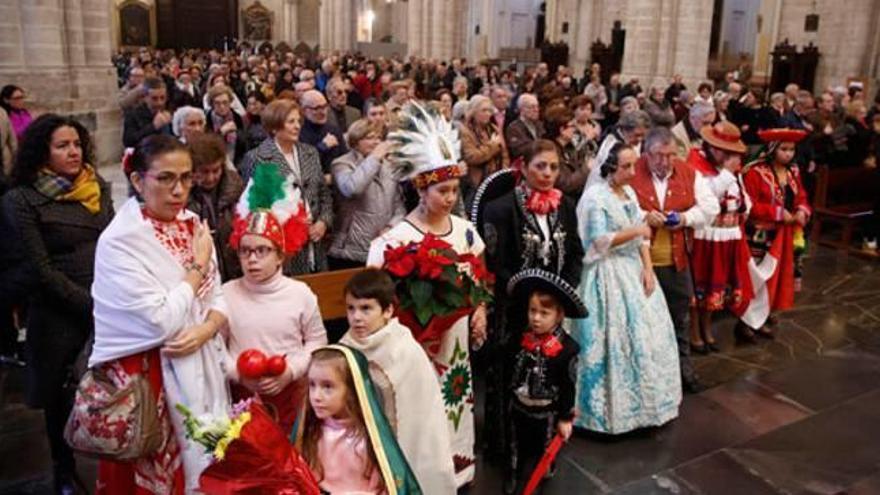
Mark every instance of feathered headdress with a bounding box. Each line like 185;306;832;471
229;163;310;256
387;101;465;189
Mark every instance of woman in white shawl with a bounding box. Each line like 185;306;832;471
89;135;232;494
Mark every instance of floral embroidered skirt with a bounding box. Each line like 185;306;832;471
421;315;475;487
692;227;754;315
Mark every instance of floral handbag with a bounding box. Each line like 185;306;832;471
63;354;163;460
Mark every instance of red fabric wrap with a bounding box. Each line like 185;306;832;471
198;403;320;495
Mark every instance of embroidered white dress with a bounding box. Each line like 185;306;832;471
366;215;484;487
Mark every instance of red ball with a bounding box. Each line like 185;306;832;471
237;349;268;379
265;355;287;377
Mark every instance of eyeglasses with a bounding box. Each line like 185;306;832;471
305;104;327;111
237;245;276;259
143;171;194;189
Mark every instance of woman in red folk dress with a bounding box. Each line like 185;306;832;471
688;122;755;352
738;128;811;340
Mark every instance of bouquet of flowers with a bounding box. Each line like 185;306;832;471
382;233;494;345
176;399;320;495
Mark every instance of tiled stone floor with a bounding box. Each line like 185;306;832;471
1;167;878;494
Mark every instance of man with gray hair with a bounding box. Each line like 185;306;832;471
594;109;651;169
325;77;361;132
505;93;545;160
299;89;348;173
671;101;716;158
630;126;718;394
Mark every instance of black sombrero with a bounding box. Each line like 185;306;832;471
507;268;588;319
469;168;519;233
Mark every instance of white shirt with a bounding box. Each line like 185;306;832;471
276;139;302;185
650;169;718;228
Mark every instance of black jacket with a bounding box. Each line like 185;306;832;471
206;109;248;166
507;329;580;420
123;103;172;148
3;178;114;406
298;119;348;173
482;190;583;294
187;169;244;282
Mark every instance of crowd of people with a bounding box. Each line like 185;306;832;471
0;44;878;494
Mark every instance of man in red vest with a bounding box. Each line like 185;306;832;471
630;127;719;393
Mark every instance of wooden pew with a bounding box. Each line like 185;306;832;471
294;267;364;320
810;164;879;254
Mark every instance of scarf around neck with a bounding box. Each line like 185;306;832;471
34;164;101;214
521;184;562;215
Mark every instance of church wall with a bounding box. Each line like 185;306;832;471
776;0;877;92
2;0;121;166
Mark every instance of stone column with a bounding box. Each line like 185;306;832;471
0;2;25;68
20;0;66;67
406;0;422;56
621;0;712;88
0;0;121;164
284;0;299;43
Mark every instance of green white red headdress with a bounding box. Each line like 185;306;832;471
229;163;309;256
387;101;465;189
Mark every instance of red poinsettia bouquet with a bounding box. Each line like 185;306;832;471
382;234;493;344
177;399;320;495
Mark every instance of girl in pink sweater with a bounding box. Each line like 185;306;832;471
223;164;328;432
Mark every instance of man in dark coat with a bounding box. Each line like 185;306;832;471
298;89;348;174
505;94;545;160
122;76;173;147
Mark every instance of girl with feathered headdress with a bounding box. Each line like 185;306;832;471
365;101;487;487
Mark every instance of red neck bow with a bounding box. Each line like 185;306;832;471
521;330;564;358
525;187;562;215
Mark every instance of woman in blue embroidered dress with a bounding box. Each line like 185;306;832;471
573;142;682;434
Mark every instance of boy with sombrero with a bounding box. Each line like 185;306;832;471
503;268;587;494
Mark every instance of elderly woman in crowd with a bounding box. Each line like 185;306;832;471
90;135;231;493
4;114;114;494
595;109;651;168
171;105;206;144
239;98;333;274
202;73;246;116
186;132;244;281
328;118;404;269
205;84;247;166
460;94;509;206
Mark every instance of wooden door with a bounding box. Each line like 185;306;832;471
156;0;238;49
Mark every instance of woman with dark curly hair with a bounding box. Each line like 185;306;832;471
3;114;114;494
